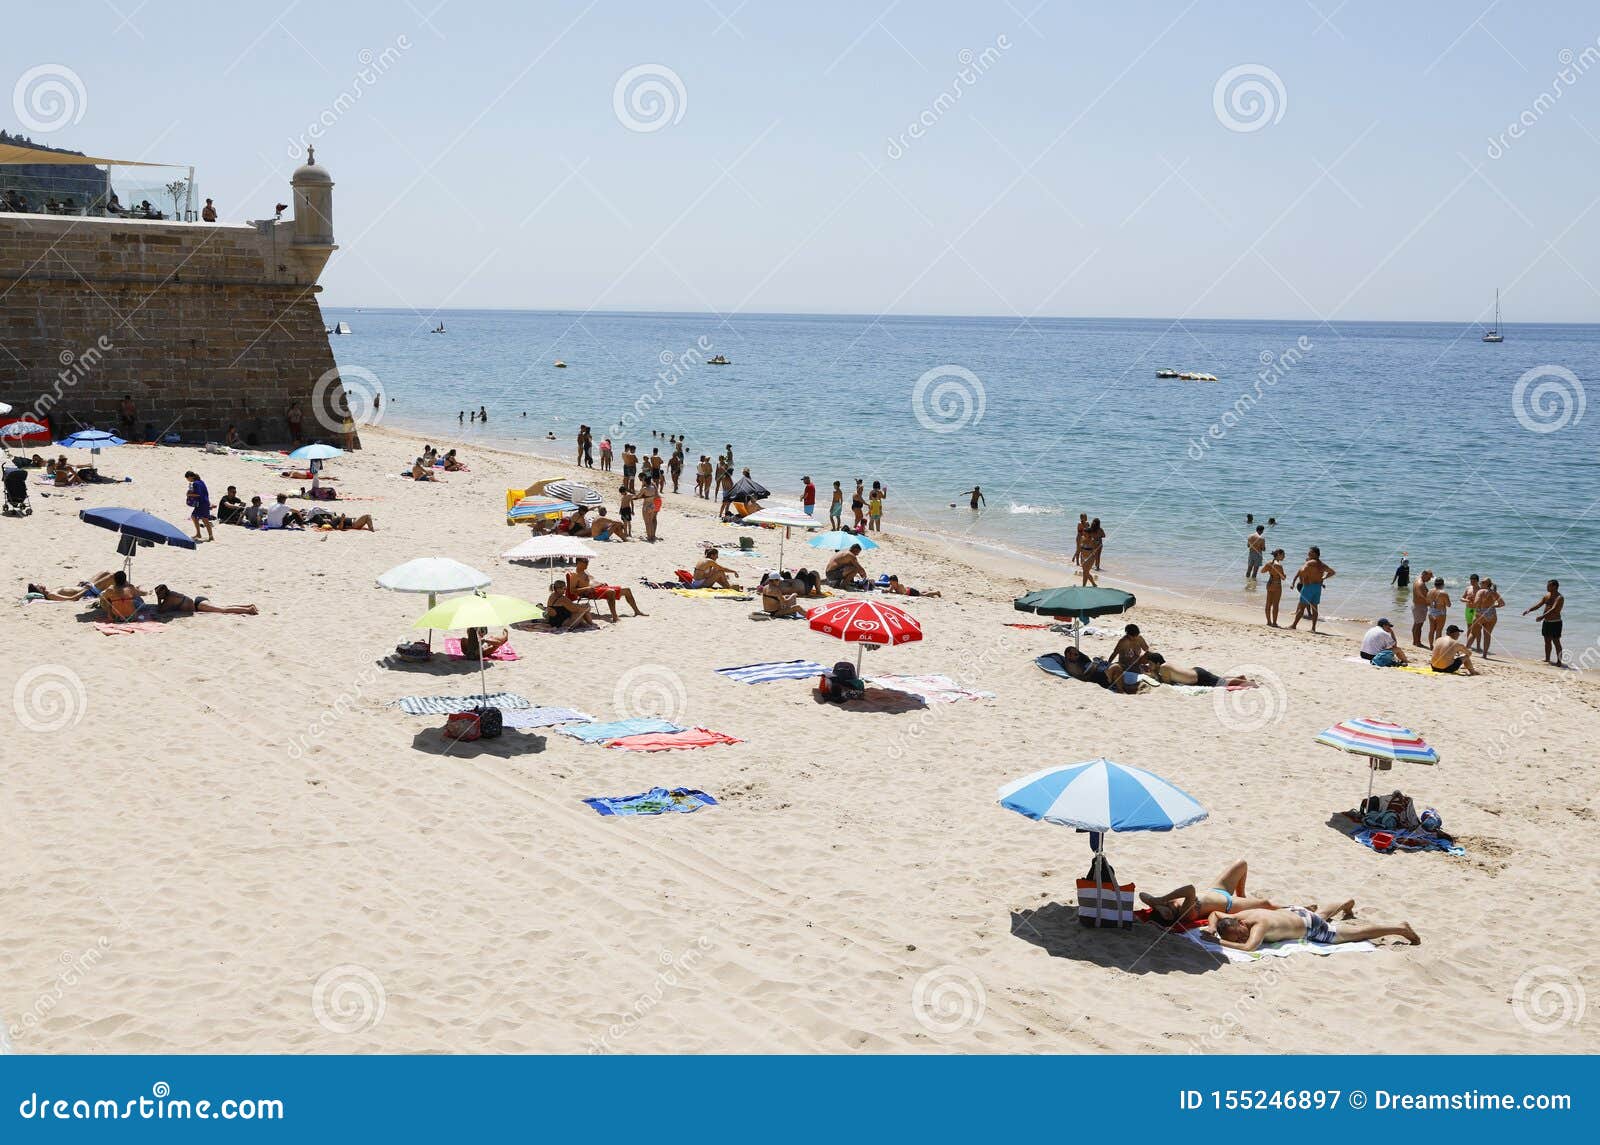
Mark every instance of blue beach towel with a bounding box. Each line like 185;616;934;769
1353;826;1466;857
500;706;594;729
1034;653;1072;679
560;717;684;744
583;787;719;817
715;659;826;685
389;692;531;716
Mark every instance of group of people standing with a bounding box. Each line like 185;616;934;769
1074;515;1106;586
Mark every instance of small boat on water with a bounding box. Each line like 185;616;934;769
1482;288;1504;342
707;355;730;365
328;321;352;335
1156;368;1179;378
553;360;567;368
431;323;446;334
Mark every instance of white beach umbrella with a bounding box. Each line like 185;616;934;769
743;505;823;571
502;534;596;562
377;557;493;651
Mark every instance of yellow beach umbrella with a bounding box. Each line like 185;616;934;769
413;592;543;701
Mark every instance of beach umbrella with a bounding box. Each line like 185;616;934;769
807;530;879;552
509;496;578;522
0;418;51;446
377;556;492;651
743;505;823;570
1314;717;1439;798
0;401;11;414
501;534;595;562
1014;586;1136;648
523;477;569;497
56;428;126;458
413;591;543;702
80;506;197;572
724;475;770;503
998;759;1208;889
540;479;602;508
807;597;922;672
289;443;345;462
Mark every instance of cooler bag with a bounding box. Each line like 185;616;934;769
1076;854;1135;929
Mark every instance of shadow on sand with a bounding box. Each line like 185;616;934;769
1009;902;1224;975
409;728;547;758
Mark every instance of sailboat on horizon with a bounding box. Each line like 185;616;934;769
1482;289;1505;343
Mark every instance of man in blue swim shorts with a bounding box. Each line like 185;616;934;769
1288;545;1335;634
1206;903;1419;951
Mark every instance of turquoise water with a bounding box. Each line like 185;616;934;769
327;307;1599;660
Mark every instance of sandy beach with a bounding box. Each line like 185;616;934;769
3;424;1595;1054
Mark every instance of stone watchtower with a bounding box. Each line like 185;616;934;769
0;147;350;447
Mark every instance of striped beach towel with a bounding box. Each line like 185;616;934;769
389;692;532;716
500;706;594;729
715;659;826;685
559;718;684;744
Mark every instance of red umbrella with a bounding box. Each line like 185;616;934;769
806;598;922;672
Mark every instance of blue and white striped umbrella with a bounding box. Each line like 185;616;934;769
508;499;578;520
997;759;1208;834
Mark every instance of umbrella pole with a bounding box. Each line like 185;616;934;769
856;643;863;674
427;592;436;651
1075;613;1084;650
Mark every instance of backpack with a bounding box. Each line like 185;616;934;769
472;705;504;739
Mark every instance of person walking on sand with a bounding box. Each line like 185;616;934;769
1426;577;1451;645
600;437;613;472
1088;518;1106;570
1288;546;1334;632
1410;568;1434;648
184;470;215;543
1262;548;1286;626
1245;524;1266;583
1523;579;1565;665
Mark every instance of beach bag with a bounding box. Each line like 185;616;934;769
472;705;503;739
674;569;694;583
1076;854;1135;929
817;662;865;703
739;535;755;551
443;712;481;741
1371;648;1399;667
394;641;432;663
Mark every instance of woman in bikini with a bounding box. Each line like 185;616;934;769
1262;548;1286;627
1139;861;1279;928
1468;577;1503;657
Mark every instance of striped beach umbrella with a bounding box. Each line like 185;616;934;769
540;479;602;507
1315;717;1438;798
998;759;1208;834
509;497;578;521
807;597;921;672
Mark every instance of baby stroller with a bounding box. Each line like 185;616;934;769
2;465;29;516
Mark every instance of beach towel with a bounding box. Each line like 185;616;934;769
1178;926;1376;964
582;787;719;817
1342;655;1444;678
500;706;594;729
1346;822;1466;856
1162;682;1252;695
606;728;743;752
747;610;806;621
94;620;165;635
715;659;826;685
638;578;680;589
389;692;531;716
441;637;520;662
559;717;684;744
1035;653;1073;679
669;587;754;600
1005;622;1055;630
867;673;994;703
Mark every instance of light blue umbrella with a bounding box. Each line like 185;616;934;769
807;530;879;552
289;443;345;461
57;429;126;453
508;499;578;521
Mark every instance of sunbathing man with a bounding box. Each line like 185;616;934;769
885;574;941;598
1140;860;1277;928
1140;652;1256;688
824;544;868;589
1059;647;1111;688
29;570;120;601
584;509;616;540
544;580;594;631
1429;624;1479;675
410;457;438;482
565;557;646;621
692;548;741;590
151;584;259;616
1204;903;1418;951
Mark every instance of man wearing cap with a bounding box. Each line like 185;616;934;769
1430;624;1479;675
1359;618;1408;665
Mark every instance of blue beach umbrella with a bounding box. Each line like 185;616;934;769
288;443;345;462
508;499;578;521
57;428;126;455
80;506;197;571
998;758;1207;878
807;530;879;552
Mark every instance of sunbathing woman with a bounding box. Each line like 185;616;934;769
885;574;942;598
151;585;259;616
692;549;741;590
760;578;804;618
1140;861;1278;928
544;581;594;631
29;570;119;600
460;626;509;660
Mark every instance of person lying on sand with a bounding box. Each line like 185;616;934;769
29;570;119;600
151;585;259;616
1059;647;1112;688
544;581;594;631
308;509;376;531
460;626;508;660
692;549;741;590
824;545;868;589
1140;653;1257;688
565;557;646;621
1203;903;1419;950
1140;860;1277;927
885;574;941;598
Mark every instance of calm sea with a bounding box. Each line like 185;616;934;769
327;307;1599;661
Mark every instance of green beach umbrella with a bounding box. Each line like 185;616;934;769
413;591;542;702
1013;587;1136;648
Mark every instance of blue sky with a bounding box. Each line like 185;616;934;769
6;1;1600;321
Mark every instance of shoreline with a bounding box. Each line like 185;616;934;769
367;422;1590;682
